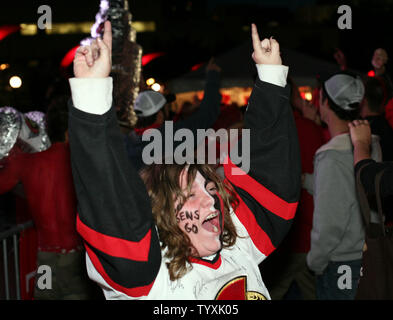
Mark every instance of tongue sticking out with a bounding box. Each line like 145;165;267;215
202;216;221;233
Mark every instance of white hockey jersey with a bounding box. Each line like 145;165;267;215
86;212;270;300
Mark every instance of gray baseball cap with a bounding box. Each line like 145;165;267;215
134;91;167;117
324;73;365;111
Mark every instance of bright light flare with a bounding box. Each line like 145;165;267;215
304;92;313;101
151;83;161;92
146;78;155;86
142;52;165;66
368;70;376;77
9;76;22;88
60;45;80;68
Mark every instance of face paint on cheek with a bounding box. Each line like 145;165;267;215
213;192;225;233
177;211;187;222
184;223;198;234
178;208;200;234
185;210;199;221
175;202;183;223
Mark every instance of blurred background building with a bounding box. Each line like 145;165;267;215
0;0;392;112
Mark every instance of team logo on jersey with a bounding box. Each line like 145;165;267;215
215;276;267;300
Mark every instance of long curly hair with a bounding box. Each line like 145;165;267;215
140;163;239;281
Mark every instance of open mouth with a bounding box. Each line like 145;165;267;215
202;211;221;233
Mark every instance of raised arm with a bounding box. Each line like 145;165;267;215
224;24;301;258
349;119;393;197
151;58;222;157
171;59;222;134
69;21;161;298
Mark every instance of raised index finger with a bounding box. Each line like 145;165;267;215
251;23;263;56
103;20;112;51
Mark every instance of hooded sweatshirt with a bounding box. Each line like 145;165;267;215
306;133;381;274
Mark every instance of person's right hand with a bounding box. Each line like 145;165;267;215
73;20;112;78
348;119;371;147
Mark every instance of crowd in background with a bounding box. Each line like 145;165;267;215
0;40;392;300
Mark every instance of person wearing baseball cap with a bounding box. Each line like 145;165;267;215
132;90;169;134
320;72;365;122
306;72;383;300
134;91;167;117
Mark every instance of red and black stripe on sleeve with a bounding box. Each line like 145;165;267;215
224;78;301;256
81;221;161;297
68;103;161;296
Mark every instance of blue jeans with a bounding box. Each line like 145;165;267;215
316;260;362;300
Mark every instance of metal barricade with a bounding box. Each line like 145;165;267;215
0;220;34;300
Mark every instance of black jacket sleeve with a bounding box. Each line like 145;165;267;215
68;103;161;296
224;77;301;257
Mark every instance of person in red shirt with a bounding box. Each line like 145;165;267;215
385;98;393;129
0;96;99;299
